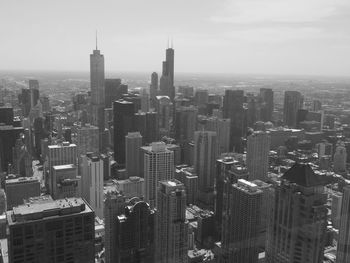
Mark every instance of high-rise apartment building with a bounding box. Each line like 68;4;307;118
336;185;350;262
7;197;95;263
80;153;104;218
265;163;328;263
246;131;271;181
125;132;143;177
142;142;174;208
221;179;263;263
156;180;188;263
113;100;135;164
116;199;156;263
283;91;303;128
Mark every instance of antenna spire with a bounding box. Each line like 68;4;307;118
171;37;173;49
95;30;98;50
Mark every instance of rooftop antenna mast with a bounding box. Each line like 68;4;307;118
95;30;98;50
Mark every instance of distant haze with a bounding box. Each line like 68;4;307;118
1;0;350;76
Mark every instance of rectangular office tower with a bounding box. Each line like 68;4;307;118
336;185;350;262
260;88;274;122
156;180;188;263
283;91;303;128
265;163;328;263
194;131;218;205
47;142;77;195
80;153;104;219
223;89;245;152
221;179;262;263
7;197;95;263
116;200;156;263
125;132;143;177
246;131;271;181
142;142;174;208
113;100;135;165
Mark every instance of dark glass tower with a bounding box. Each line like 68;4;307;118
223;90;245;152
113;100;135;164
116;200;156;263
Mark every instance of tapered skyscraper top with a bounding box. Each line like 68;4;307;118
90;35;105;106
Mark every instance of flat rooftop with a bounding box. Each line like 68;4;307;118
53;164;76;170
5;177;40;185
7;197;92;225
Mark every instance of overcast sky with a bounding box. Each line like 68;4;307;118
1;0;350;76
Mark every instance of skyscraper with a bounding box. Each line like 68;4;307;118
283;91;303;128
145;111;159;144
76;123;99;156
260;88;274;122
265;163;328;263
125;132;143;177
156;180;188;263
7;197;95;263
202;116;231;154
150;72;158;108
246;131;271;181
221;179;263;263
51;164;79;200
194;131;218;204
104;190;126;263
47;142;77;195
223;89;245;152
116;199;156;263
215;156;236;239
113;100;135;164
80;153;104;218
336;185;350;263
334;144;347;173
104;78;127;108
90;40;105;131
29;79;40;108
159;46;175;101
175;106;198;143
142;142;174;208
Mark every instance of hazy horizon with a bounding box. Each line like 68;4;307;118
1;0;350;77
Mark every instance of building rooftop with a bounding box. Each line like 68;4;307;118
53;164;76;170
282;162;329;187
48;142;76;149
5;177;40;185
7;197;92;225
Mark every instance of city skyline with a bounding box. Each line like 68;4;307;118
1;0;350;76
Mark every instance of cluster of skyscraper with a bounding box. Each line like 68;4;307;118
0;37;349;263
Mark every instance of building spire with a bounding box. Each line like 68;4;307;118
95;30;98;50
167;37;169;49
171;37;174;49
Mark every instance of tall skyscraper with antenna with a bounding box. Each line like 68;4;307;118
90;32;105;132
159;40;175;101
